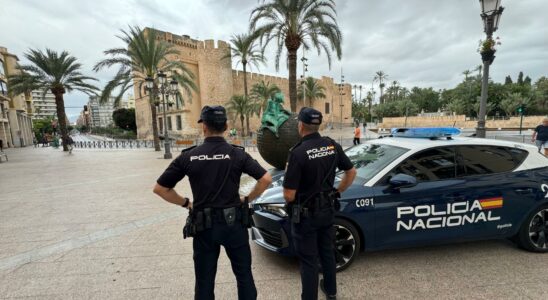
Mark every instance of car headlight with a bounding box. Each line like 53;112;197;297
261;204;288;217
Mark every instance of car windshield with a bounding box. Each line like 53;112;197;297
342;143;408;183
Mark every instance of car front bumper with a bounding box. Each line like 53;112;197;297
251;208;294;256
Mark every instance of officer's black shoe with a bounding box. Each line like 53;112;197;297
320;278;337;300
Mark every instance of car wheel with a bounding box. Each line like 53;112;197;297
518;204;548;252
334;218;361;272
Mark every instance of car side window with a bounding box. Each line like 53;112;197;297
385;147;457;183
456;145;528;176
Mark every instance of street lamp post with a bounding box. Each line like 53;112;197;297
338;75;345;130
301;56;308;106
145;71;179;159
476;0;504;138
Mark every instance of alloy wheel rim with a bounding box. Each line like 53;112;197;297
528;208;548;249
334;224;356;269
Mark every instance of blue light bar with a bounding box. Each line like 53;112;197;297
390;127;461;138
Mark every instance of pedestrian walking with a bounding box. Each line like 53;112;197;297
0;139;3;152
66;135;75;154
532;117;548;156
153;105;272;300
353;123;361;145
283;107;357;300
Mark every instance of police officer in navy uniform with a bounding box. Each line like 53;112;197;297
283;107;356;300
154;105;272;300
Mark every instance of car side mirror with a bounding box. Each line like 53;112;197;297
389;173;417;189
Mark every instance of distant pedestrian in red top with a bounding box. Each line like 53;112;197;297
353;124;361;145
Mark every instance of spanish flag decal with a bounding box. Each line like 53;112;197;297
479;197;503;209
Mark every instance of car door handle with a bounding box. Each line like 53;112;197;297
515;188;533;194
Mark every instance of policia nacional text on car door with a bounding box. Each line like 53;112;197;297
372;145;530;248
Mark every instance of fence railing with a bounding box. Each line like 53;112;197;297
73;138;260;151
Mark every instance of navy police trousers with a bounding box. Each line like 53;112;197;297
193;222;257;300
292;208;336;300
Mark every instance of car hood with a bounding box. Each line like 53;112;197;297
254;186;285;204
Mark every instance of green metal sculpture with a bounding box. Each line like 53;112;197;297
260;92;291;137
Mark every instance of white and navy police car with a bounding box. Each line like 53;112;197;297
251;128;548;271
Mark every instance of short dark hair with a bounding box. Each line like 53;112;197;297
302;123;320;132
204;121;227;134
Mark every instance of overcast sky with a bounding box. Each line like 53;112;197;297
1;0;547;122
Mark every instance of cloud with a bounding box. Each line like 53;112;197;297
0;0;546;121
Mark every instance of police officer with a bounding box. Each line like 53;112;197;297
153;105;272;300
283;107;356;300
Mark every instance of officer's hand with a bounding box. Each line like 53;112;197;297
187;201;193;210
240;196;245;203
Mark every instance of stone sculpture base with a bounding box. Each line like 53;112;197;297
257;113;300;170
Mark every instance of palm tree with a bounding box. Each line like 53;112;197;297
251;80;281;116
250;0;342;112
224;33;266;102
8;49;98;151
226;95;257;136
298;77;326;106
462;69;472;81
94;26;197;151
374;71;388;104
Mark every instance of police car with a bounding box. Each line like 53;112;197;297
251;128;548;271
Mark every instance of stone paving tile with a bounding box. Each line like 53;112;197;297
1;148;547;299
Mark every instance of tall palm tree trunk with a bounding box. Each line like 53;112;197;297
52;86;69;151
240;115;245;136
243;62;249;101
287;49;298;112
150;101;161;151
246;115;251;137
380;84;384;105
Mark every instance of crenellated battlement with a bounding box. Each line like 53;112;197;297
135;28;353;140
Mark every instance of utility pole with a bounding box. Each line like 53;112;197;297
338;68;345;130
300;50;308;107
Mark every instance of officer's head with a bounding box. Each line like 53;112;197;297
297;107;322;137
198;105;228;135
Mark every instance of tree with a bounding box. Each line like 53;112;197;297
8;49;98;151
408;87;441;113
533;77;548;110
500;92;532;116
365;90;374;118
226;95;257;136
524;76;532;86
94;26;198;151
250;0;342;112
462;69;472;81
251;80;281;116
446;98;467;115
517;71;524;85
298;77;326;106
112;108;136;131
224;33;266;102
504;75;513;85
374;71;388;104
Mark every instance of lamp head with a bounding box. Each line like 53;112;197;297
145;76;154;90
158;71;167;85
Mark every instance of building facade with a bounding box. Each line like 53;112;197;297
31;90;56;119
0;46;34;148
120;95;135;109
134;29;352;139
88;96;116;128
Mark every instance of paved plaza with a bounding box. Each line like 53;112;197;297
0;146;547;299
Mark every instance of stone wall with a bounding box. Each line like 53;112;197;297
379;115;547;130
135;29;353;139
